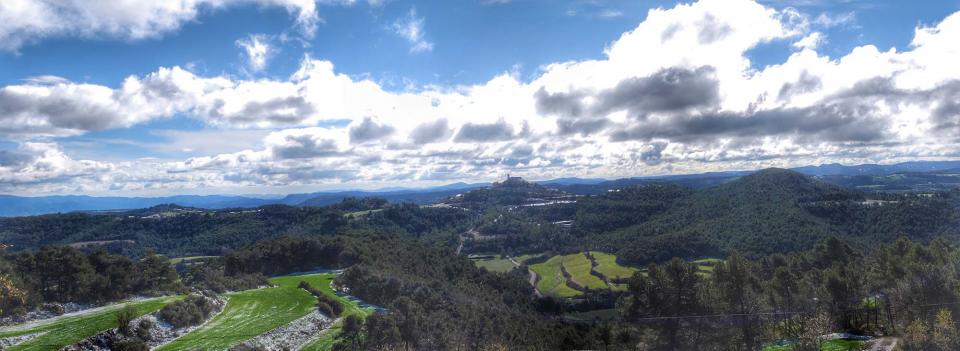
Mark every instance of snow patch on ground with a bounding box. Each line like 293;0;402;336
0;302;95;327
0;302;128;334
0;332;43;348
239;310;333;350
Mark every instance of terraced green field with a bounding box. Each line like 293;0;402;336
692;258;724;277
563;253;608;290
529;256;581;298
0;296;181;351
158;273;331;351
591;252;639;280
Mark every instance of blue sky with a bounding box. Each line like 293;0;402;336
1;0;959;195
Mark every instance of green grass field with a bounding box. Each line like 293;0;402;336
158;273;332;351
563;253;608;290
529;256;582;298
0;296;181;351
692;258;723;277
472;256;518;273
298;274;376;351
591;252;639;280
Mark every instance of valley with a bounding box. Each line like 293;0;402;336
0;168;957;350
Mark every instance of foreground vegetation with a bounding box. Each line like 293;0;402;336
0;296;180;351
158;273;331;351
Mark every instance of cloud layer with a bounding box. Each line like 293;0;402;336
0;0;355;52
2;0;960;194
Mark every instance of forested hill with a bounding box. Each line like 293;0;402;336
589;169;960;263
1;168;957;268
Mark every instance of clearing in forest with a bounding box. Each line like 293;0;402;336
0;296;181;351
529;256;581;298
563;253;608;290
590;252;639;280
692;258;724;277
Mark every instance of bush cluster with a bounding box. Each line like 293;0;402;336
298;281;343;317
158;294;219;328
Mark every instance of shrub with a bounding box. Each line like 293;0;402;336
159;295;218;328
135;318;154;341
299;281;343;317
109;337;149;351
41;303;65;315
116;305;138;335
317;302;336;318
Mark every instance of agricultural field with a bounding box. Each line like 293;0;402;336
0;296;181;351
590;252;639;280
526;252;719;297
563;253;608;290
0;271;374;351
692;258;724;277
529;256;582;298
159;272;337;351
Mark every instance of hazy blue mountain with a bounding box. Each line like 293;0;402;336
791;160;960;176
3;160;960;217
0;195;272;217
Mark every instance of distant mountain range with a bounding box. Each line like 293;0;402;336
1;160;959;217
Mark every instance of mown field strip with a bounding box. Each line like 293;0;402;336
157;273;330;351
591;252;639;280
529;256;581;298
0;296;181;351
563;253;608;289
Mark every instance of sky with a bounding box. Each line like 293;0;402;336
0;0;959;196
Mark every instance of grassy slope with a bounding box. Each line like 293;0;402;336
0;296;181;351
693;258;723;277
563;253;608;290
529;256;581;298
473;256;518;273
298;275;376;351
591;252;638;280
158;273;330;351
